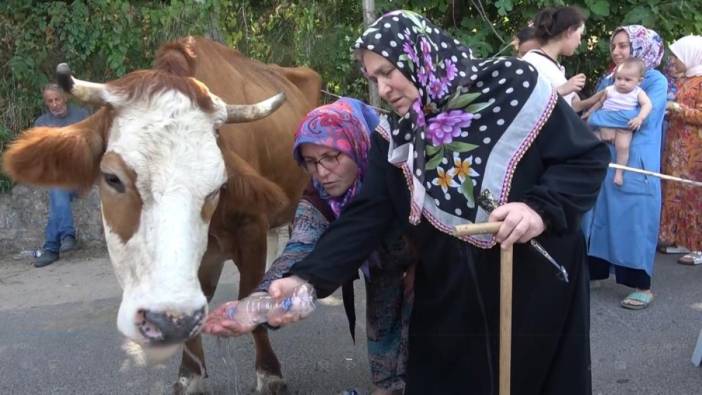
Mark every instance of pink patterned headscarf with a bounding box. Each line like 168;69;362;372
293;97;378;217
613;25;664;69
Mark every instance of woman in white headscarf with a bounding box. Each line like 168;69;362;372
660;35;702;265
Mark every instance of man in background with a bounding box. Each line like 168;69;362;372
33;83;89;268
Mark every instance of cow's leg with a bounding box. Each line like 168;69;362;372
174;239;225;395
232;217;287;395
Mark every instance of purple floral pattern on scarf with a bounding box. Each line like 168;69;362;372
401;29;460;104
359;11;490;209
427;110;474;145
354;10;543;228
293;98;378;217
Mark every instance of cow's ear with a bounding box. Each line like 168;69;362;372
2;107;112;189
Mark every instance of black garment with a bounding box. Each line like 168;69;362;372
302;182;416;342
354;11;550;230
290;100;609;394
589;256;651;289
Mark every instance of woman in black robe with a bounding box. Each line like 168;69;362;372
268;10;609;394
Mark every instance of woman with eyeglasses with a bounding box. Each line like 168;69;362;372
203;97;414;395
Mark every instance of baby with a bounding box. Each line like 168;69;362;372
582;58;652;186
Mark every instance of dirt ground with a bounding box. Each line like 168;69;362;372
3;246;702;394
0;247;121;312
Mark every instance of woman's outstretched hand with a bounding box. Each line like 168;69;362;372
488;202;545;250
201;295;263;337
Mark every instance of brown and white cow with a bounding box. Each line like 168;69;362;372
3;37;321;394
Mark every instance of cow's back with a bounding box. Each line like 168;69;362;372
183;37;321;226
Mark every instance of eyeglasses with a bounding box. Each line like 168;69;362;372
301;152;343;175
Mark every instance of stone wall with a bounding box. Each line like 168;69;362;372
0;185;105;256
0;184;289;262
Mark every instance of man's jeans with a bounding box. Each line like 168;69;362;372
43;188;76;253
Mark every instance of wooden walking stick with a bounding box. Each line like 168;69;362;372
454;221;512;395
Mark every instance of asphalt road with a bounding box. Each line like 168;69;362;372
1;248;701;394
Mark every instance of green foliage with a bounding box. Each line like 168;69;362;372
0;0;221;192
219;0;369;100
375;0;702;94
2;0;701;194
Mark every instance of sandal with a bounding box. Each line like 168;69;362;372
621;291;653;310
657;241;673;253
678;251;702;265
657;243;691;254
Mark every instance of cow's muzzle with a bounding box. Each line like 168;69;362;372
136;306;206;345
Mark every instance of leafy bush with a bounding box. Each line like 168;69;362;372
0;0;222;191
2;0;700;193
375;0;702;94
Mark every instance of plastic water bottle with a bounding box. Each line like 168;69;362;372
224;284;316;327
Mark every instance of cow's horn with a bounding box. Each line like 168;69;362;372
56;63;108;105
225;92;286;123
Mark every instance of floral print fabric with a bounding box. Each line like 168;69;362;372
354;10;556;244
660;76;702;250
256;200;328;293
615;25;664;70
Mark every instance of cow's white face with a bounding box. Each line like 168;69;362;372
99;88;228;346
3;66;286;354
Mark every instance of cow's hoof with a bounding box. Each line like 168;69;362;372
257;372;288;395
173;374;208;395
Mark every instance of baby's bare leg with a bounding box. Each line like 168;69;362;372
600;127;616;142
613;129;633;186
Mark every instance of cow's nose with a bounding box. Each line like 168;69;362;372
137;306;206;345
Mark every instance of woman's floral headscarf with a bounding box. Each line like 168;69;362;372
354;10;558;246
293;97;378;217
670;35;702;77
614;25;664;70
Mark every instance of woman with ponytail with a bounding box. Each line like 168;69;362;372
522;6;588;108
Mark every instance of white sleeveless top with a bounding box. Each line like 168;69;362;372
522;49;576;106
602;85;641;111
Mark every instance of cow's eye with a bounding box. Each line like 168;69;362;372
103;172;125;193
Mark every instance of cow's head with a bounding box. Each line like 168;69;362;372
3;57;285;354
